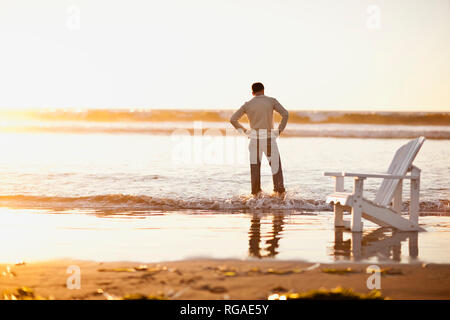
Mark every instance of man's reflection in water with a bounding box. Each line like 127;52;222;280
249;213;285;258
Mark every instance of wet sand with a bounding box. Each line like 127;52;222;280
1;259;449;300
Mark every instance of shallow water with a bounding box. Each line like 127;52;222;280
0;131;448;264
0;208;449;264
0;133;448;211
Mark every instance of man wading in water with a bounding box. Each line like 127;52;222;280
230;82;289;196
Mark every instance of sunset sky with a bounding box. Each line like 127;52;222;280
0;0;449;111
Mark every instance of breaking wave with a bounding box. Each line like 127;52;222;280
1;109;449;139
1;109;449;126
0;123;449;139
0;194;447;214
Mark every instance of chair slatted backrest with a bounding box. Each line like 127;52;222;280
374;137;425;206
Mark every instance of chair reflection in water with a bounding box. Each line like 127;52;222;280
249;214;285;258
333;227;419;262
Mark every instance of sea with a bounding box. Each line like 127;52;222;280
0;109;448;264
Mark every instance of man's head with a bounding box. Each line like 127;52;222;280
252;82;264;96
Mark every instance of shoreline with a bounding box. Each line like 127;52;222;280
1;259;449;300
1;126;449;140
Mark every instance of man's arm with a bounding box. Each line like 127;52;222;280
273;99;289;132
230;103;248;132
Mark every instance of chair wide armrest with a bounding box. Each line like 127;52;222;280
323;172;419;179
323;172;345;177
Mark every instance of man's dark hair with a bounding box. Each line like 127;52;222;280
252;82;264;93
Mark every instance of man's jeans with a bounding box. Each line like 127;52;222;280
248;130;285;195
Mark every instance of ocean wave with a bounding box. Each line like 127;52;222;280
0;194;447;214
1;122;449;139
1;109;449;126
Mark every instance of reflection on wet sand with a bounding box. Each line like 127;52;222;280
249;214;285;258
248;214;420;262
333;227;419;262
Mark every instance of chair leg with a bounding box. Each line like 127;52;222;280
351;178;364;232
351;232;362;260
334;204;344;227
351;206;363;232
333;176;345;228
410;166;420;225
408;232;418;259
334;176;344;192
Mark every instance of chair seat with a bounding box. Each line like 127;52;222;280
326;192;353;206
327;193;424;231
327;193;392;210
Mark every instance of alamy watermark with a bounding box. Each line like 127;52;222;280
366;265;381;290
66;265;81;289
171;121;282;172
66;5;81;31
366;4;382;30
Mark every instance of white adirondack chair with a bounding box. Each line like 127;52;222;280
323;137;426;232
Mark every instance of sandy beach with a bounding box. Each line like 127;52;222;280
1;259;449;300
1;0;449;312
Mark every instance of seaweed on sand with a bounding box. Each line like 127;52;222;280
321;267;360;275
268;286;385;300
2;287;51;300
